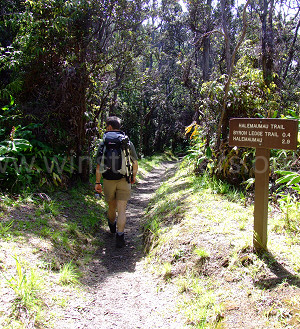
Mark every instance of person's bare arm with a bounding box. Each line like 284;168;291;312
131;160;138;184
95;164;102;193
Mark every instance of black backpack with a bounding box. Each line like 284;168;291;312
98;131;132;181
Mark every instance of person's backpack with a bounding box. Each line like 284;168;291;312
98;131;133;182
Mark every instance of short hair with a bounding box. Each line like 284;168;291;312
106;116;121;130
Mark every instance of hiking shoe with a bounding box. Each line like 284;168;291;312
108;220;116;234
116;233;125;248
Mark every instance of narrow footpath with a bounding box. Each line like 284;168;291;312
55;161;188;329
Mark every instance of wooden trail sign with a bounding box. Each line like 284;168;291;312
229;118;298;150
229;118;298;250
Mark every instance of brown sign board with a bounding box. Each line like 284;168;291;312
229;118;298;150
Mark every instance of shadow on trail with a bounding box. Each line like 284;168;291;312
254;251;300;289
83;161;179;287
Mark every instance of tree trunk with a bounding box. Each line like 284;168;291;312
221;0;231;75
283;18;300;81
216;0;251;148
76;64;90;183
261;0;274;86
203;0;212;81
218;0;232;145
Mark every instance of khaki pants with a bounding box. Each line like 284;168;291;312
103;178;131;202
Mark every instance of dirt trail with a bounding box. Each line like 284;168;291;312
55;161;187;329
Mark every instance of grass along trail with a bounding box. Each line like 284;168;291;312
142;160;300;328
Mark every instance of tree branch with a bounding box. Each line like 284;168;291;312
193;29;226;46
283;18;300;80
216;0;251;149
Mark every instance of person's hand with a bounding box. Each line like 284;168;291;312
131;176;136;184
95;183;102;194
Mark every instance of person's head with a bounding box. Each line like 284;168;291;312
106;116;121;131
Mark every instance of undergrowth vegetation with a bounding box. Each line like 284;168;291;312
143;158;300;328
0;181;107;327
0;98;75;192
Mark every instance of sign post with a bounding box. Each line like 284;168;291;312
253;148;270;249
229;118;298;250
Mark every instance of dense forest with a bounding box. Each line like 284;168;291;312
0;0;299;191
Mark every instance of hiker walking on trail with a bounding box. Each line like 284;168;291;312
95;116;138;248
